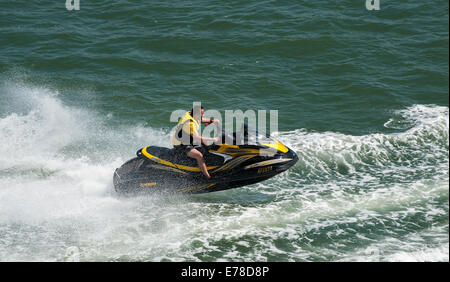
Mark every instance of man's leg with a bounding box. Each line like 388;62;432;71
187;148;211;179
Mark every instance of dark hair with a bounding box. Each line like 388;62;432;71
190;105;204;116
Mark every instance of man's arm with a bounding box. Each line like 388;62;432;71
201;117;220;125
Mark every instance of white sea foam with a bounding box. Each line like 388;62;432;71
274;104;448;185
0;82;174;261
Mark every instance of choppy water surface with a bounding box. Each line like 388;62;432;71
0;1;448;261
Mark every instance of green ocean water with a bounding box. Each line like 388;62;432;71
0;1;448;262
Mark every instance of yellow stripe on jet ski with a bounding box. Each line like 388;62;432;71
142;147;218;172
210;140;288;155
212;154;257;174
210;146;273;156
244;158;293;169
261;138;289;153
140;182;157;187
209;145;259;156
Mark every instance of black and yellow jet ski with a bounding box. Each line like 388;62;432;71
113;125;298;195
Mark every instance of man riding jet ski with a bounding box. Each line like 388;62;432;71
171;105;220;179
113;107;298;195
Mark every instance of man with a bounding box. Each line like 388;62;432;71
171;105;220;179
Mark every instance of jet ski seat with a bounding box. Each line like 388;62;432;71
138;146;224;168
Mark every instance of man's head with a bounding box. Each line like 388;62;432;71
190;105;204;120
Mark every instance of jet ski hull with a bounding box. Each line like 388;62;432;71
113;144;298;195
114;125;298;195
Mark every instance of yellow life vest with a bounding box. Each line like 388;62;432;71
171;111;200;146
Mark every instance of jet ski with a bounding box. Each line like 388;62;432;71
113;125;298;195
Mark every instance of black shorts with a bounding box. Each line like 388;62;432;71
173;144;195;155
